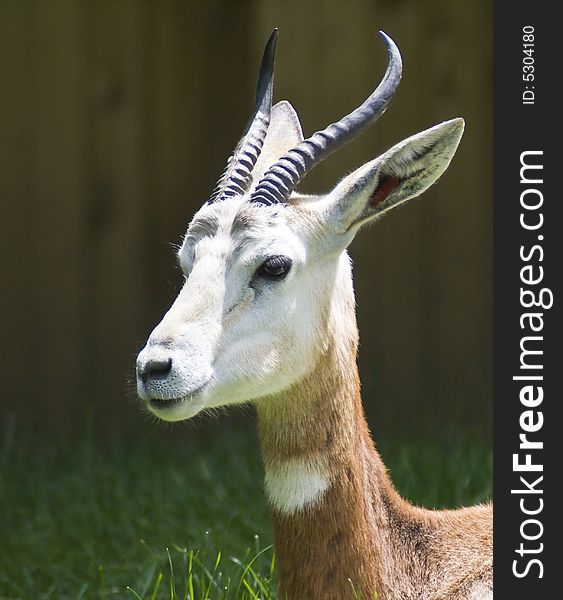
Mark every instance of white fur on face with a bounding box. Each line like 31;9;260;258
137;197;334;421
137;116;463;422
264;456;331;514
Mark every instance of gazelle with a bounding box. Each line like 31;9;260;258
136;30;492;599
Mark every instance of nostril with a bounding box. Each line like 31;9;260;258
139;358;173;384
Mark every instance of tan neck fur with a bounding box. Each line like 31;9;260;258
256;269;492;600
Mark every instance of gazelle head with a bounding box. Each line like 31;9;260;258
136;30;464;422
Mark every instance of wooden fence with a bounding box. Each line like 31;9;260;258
0;0;492;432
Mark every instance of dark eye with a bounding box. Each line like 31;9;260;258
256;255;292;280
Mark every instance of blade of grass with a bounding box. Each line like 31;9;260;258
187;550;195;600
202;550;222;600
150;571;163;600
126;586;144;600
167;547;177;599
232;544;273;598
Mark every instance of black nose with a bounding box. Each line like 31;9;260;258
138;358;173;384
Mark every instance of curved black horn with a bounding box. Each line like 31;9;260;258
207;29;278;204
249;31;402;207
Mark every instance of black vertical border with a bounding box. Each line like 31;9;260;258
494;1;559;596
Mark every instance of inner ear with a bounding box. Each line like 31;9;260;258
369;175;401;208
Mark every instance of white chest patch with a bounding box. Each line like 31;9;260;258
264;458;331;514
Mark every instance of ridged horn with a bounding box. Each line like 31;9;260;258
207;29;278;204
249;31;402;207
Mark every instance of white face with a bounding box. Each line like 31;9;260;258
136;117;464;421
136;196;338;421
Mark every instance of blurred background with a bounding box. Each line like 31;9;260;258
0;0;491;438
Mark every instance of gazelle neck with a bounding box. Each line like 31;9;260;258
256;256;399;598
257;254;363;499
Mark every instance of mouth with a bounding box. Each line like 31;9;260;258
148;396;186;410
142;383;209;421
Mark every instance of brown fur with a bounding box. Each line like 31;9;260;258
257;298;492;599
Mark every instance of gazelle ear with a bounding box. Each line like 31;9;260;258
322;118;464;235
251;101;304;186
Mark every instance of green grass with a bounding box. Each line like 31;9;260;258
0;414;491;599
